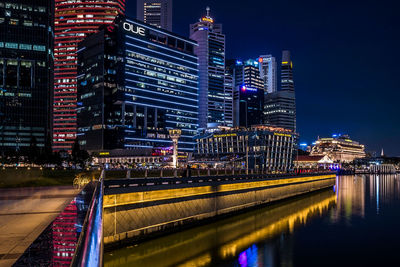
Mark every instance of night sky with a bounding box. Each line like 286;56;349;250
126;0;400;156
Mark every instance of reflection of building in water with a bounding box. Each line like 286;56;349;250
310;135;366;163
104;190;336;267
368;175;400;211
335;176;365;219
52;200;78;266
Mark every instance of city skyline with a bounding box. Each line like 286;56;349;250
126;0;400;156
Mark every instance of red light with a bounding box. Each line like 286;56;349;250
258;57;263;63
52;0;125;152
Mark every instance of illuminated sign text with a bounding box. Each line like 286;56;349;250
123;22;146;37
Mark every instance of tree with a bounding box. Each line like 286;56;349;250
71;139;90;167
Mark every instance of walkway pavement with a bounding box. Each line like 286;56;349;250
0;186;79;267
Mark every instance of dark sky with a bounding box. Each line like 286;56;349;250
126;0;400;156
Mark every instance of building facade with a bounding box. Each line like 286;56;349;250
0;0;53;152
258;54;277;94
53;0;125;152
264;90;296;131
195;125;297;172
223;67;234;127
281;50;295;91
264;50;296;131
136;0;172;31
77;17;198;154
310;135;366;163
190;7;227;129
233;59;264;128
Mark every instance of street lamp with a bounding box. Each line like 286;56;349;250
169;129;181;169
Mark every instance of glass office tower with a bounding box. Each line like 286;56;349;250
190;7;226;129
233;59;264;127
77;17;198;153
0;1;53;152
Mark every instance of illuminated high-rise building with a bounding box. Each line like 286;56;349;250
281;50;294;91
0;0;53;152
259;54;277;94
137;0;172;31
190;7;226;129
264;50;296;131
233;59;264;127
53;0;125;152
77;17;198;153
224;68;234;127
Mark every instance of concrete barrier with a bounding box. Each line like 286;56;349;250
103;174;336;246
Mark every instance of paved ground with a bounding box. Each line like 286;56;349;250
0;186;79;267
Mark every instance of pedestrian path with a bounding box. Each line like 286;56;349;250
0;186;78;267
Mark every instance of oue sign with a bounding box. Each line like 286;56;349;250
123;22;146;37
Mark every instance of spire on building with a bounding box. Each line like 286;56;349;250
381;148;384;157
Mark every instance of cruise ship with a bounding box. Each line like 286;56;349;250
310;135;366;163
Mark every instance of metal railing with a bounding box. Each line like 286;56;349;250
70;171;105;267
104;170;335;191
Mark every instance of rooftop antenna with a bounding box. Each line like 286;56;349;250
206;6;210;17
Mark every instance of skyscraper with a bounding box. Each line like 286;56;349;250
190;7;226;129
137;0;172;31
233;59;264;127
223;72;234;127
281;50;295;91
53;0;125;152
77;17;198;153
0;0;53;152
224;60;234;127
264;50;296;131
258;54;277;94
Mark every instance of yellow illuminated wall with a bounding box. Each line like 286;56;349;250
103;174;336;245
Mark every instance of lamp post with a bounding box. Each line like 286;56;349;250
169;129;181;169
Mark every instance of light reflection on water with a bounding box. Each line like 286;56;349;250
104;175;400;267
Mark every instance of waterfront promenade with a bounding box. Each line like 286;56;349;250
0;186;78;266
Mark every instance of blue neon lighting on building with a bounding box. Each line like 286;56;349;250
125;79;198;96
126;35;198;60
125;63;199;84
125;101;198;114
125;42;198;66
125;71;199;90
125;86;198;103
126;51;199;72
125;93;198;108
